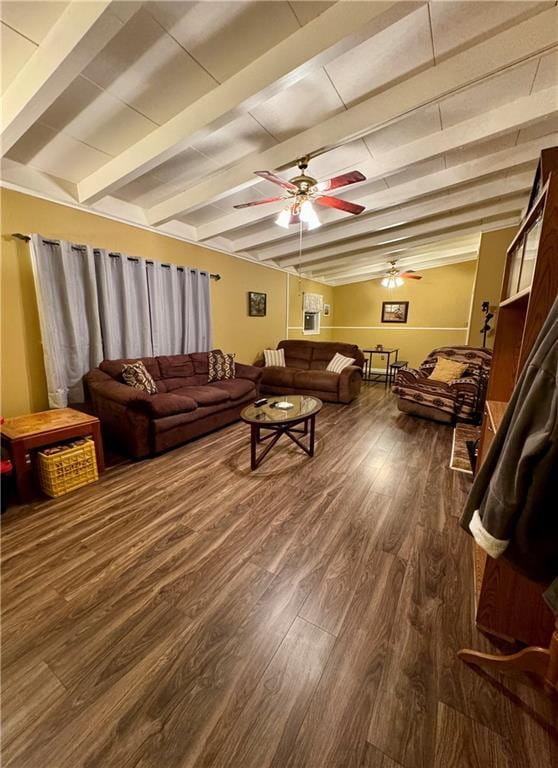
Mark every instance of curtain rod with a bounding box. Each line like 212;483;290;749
11;233;222;281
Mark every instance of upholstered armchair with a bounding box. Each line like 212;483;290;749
393;346;492;424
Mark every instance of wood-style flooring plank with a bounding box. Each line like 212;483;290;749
433;702;511;768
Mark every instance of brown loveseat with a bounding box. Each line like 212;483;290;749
260;340;364;403
84;352;262;459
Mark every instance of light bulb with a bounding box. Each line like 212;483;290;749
381;277;389;287
299;200;321;230
276;208;291;229
395;276;404;287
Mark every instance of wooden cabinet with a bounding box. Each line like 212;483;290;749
473;149;558;647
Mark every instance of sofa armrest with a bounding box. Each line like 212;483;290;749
338;365;362;404
85;372;152;411
235;362;264;383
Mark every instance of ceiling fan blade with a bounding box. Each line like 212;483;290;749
233;196;285;209
315;170;366;192
254;170;298;192
401;272;423;280
315;195;365;215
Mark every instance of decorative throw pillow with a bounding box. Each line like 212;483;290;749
208;350;235;382
326;352;356;374
121;361;158;394
264;348;286;367
429;358;468;383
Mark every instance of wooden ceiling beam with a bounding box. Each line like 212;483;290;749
0;1;142;155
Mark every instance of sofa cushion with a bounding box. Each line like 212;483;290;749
210;378;255;401
261;366;298;388
294;369;339;393
100;356;161;382
148;393;197;417
173;385;230;406
157;355;195;380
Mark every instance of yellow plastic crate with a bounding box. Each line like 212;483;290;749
37;437;99;498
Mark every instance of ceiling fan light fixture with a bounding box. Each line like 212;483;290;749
299;200;321;230
276;208;291;229
381;275;404;289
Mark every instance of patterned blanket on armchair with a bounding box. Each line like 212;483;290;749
393;346;492;422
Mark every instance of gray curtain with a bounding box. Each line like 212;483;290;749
94;250;152;359
148;262;212;354
29;236;103;407
29;235;213;407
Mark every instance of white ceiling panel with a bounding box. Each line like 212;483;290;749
444;133;519;169
179;204;230;228
532;50;558;92
289;1;336;26
191;113;276;168
0;1;68;43
439;60;539;128
82;7;217;124
0;22;36;93
430;1;550;61
40;76;157;157
364;103;442;156
114;174;182;209
325;5;433;106
6;122;111;182
302;139;372;180
151;146;219;188
385;156;447;188
250;68;344;142
146;0;300;83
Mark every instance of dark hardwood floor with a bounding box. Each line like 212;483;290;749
2;385;557;767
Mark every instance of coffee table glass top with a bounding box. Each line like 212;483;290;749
241;395;322;425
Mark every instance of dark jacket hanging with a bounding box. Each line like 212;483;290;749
461;295;558;613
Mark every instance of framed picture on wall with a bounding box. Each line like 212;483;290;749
248;291;267;317
323;303;331;316
381;301;409;323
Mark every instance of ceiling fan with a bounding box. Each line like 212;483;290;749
381;260;423;288
233;157;366;229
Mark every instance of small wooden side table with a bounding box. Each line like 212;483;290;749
0;408;104;503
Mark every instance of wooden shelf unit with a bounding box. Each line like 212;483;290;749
473;148;558;647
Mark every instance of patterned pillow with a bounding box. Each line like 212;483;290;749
264;348;286;367
208;350;235;382
121;361;158;394
326;352;355;373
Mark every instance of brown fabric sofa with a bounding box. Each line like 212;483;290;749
260;340;364;403
84;352;262;458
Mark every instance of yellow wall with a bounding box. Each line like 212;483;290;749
331;260;476;367
467;226;516;349
287;274;335;341
0;188;288;417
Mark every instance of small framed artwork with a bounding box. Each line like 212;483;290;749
248;291;267;317
323;303;331;317
381;301;409;323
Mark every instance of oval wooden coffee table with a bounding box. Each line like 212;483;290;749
241;395;322;470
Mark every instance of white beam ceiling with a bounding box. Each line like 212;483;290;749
196;86;558;242
77;0;418;204
0;1;142;154
2;0;557;286
145;7;558;226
